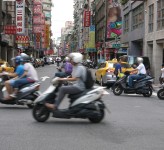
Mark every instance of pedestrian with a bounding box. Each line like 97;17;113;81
114;59;122;80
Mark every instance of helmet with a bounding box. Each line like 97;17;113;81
137;57;143;63
69;53;83;63
20;53;30;62
15;56;22;65
64;57;70;62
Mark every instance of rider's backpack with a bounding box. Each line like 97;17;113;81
85;68;94;89
65;62;73;74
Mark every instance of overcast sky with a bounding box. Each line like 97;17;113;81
51;0;74;39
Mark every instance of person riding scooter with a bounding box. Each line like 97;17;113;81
45;52;86;110
55;57;73;78
128;57;146;88
11;53;39;98
3;56;24;100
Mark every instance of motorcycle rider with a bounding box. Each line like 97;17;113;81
128;57;146;88
45;52;86;110
55;57;73;78
4;56;24;100
10;53;39;97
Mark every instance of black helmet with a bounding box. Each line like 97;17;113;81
20;53;30;62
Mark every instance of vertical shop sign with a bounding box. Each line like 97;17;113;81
16;0;25;34
33;0;42;5
45;24;50;48
89;25;95;48
33;5;42;15
84;11;91;27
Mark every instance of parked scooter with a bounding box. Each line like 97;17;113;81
112;71;154;97
32;77;106;123
0;74;41;108
157;84;164;100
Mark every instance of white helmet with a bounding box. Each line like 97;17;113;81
65;57;70;62
69;53;83;63
137;57;143;63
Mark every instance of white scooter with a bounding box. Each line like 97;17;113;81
32;77;106;123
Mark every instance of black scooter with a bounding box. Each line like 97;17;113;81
0;74;40;108
112;71;154;97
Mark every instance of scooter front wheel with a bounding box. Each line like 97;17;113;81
113;84;123;96
32;104;50;122
157;89;164;100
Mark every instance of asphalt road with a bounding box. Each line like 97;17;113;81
0;64;164;150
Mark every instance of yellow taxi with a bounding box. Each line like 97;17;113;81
95;60;133;86
0;60;14;73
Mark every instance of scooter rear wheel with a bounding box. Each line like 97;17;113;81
143;86;152;97
33;104;50;122
157;89;164;100
88;109;105;123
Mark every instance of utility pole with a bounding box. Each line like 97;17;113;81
0;0;2;58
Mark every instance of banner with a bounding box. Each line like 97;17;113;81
84;11;91;27
4;25;17;34
106;0;122;39
45;24;50;48
16;0;25;34
88;25;95;48
33;5;42;15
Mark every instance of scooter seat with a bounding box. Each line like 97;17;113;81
68;88;94;100
19;83;35;89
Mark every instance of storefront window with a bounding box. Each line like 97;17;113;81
157;0;164;30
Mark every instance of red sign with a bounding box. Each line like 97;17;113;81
33;5;42;15
84;11;91;27
33;26;42;33
4;25;17;34
16;35;29;43
33;0;42;5
35;33;41;42
33;15;41;24
41;13;45;25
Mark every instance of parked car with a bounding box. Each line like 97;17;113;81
95;60;133;87
0;60;15;73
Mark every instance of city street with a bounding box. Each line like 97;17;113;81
0;65;164;150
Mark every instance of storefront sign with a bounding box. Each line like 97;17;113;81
33;26;42;33
33;16;41;24
45;24;50;48
4;25;17;34
112;44;121;49
16;35;29;43
33;0;42;5
16;0;25;34
84;11;91;27
88;25;95;49
33;5;42;15
1;34;10;43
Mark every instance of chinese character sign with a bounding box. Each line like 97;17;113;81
4;25;17;34
33;26;42;33
33;0;42;5
106;0;122;39
33;5;42;15
45;24;50;48
33;16;41;24
84;11;91;27
16;0;25;34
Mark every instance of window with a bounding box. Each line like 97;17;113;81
157;0;164;30
149;4;154;32
124;13;129;33
132;5;144;30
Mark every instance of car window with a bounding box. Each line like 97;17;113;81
108;62;116;68
121;63;130;68
99;63;106;68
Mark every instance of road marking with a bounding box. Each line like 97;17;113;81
103;90;110;95
40;76;50;81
